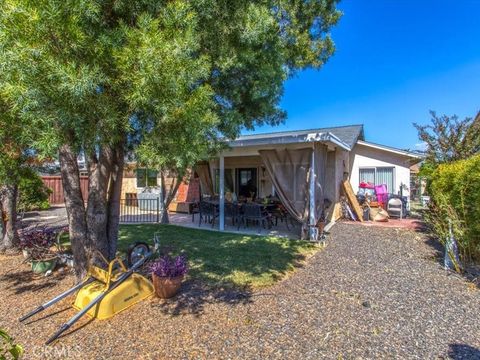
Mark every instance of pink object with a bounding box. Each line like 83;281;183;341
375;184;388;209
375;184;387;195
359;182;375;189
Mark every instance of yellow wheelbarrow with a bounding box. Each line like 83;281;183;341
20;249;154;345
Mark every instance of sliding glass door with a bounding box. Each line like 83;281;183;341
359;167;395;193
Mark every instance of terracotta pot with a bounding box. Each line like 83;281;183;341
152;273;183;299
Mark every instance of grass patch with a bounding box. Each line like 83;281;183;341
118;224;317;288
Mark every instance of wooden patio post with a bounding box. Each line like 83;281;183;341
219;155;225;231
309;146;316;240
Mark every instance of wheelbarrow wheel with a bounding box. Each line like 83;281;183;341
127;242;151;268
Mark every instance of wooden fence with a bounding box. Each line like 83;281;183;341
41;176;89;205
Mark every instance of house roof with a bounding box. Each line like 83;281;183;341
356;140;423;159
228;124;364;150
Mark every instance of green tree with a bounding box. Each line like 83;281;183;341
414;111;480;166
0;95;30;252
0;0;341;277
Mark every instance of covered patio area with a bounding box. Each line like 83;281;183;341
190;127;358;240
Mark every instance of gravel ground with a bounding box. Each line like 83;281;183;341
1;222;479;359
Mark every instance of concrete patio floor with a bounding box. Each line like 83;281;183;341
168;212;301;239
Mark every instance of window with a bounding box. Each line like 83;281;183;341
359;167;395;193
136;168;158;188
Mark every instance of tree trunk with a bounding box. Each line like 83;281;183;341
86;142;125;263
159;173;169;224
159;171;182;224
0;187;5;242
86;147;112;264
0;184;20;253
106;145;124;259
59;143;89;280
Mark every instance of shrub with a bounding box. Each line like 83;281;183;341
428;154;480;262
18;168;51;212
20;226;57;249
0;328;23;360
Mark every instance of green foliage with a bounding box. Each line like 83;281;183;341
0;329;23;360
427;154;480;262
414;111;480;166
0;0;341;169
18;169;51;212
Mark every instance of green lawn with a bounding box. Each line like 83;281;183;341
118;224;318;288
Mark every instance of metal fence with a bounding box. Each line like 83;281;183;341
119;198;160;223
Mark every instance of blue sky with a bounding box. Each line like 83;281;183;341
244;0;480;151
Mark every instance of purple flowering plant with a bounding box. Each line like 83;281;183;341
20;226;57;249
150;251;188;278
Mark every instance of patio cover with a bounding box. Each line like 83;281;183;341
259;143;327;240
195;162;214;197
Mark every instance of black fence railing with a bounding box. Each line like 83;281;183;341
119;198;160;223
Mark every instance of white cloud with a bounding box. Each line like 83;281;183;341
414;142;427;151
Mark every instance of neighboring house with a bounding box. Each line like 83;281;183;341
121;165;201;213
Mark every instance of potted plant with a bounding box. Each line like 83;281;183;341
20;226;58;274
150;253;188;299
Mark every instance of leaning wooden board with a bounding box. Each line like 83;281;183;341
342;180;364;222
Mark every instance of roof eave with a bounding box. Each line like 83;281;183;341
356;140;424;159
227;131;351;151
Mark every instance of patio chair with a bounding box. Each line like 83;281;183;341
270;205;292;231
191;202;199;223
387;198;403;219
224;202;240;227
198;201;218;228
239;203;272;230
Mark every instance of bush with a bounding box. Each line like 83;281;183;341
0;328;23;360
17;169;51;212
428;154;480;262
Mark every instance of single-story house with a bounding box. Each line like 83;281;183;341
120;124;421;239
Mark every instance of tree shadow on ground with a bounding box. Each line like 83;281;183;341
0;268;69;295
150;280;253;317
415;224;480;289
24;306;71;325
447;343;480;360
118;223;316;316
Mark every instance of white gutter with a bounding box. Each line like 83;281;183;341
356;140;423;158
228;131;351;151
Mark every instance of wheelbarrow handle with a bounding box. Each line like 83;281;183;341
45;253;152;345
19;277;95;322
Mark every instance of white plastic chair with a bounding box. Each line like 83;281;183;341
387;198;403;219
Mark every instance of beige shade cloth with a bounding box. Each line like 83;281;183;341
259;148;312;237
195;162;214;197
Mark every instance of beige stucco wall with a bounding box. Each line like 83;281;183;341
349;143;412;199
121;169;178;199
